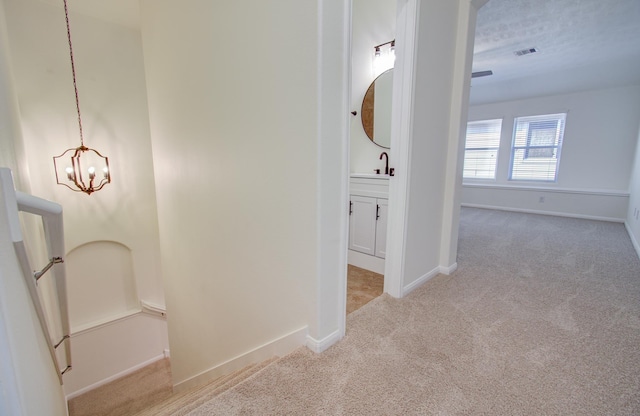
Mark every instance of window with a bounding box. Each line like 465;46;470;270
463;119;502;180
510;113;566;182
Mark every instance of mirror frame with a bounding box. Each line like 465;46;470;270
360;69;393;149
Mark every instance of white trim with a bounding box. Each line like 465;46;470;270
70;307;167;337
348;249;385;274
306;328;342;353
626;222;640;260
349;176;390;199
314;0;350;352
440;262;458;275
338;0;352;344
462;203;626;223
462;183;629;198
173;326;307;393
64;353;167;400
71;308;142;336
438;0;481;268
402;266;440;297
384;0;419;299
140;299;167;317
350;173;391;180
316;0;325;347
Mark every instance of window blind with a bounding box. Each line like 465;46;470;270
463;119;502;179
510;113;566;182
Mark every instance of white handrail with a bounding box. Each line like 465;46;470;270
0;168;71;384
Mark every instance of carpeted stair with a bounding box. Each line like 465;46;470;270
133;357;279;416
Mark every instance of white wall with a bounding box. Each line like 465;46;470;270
0;1;28;193
140;0;341;388
0;4;66;413
463;85;640;220
63;313;169;397
350;0;396;174
627;120;640;257
383;0;481;296
3;0;168;395
0;176;68;416
398;0;477;291
312;0;351;351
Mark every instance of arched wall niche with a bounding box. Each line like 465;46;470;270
66;240;139;330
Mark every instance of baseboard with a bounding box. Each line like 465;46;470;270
173;326;308;393
65;354;167;400
440;263;457;275
140;299;167;318
625;222;640;260
402;266;440;297
461;203;625;223
347;250;385;274
306;328;342;353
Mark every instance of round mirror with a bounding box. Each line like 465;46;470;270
361;69;393;149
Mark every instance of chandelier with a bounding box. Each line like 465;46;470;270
53;0;110;195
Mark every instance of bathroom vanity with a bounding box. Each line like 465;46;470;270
348;173;389;274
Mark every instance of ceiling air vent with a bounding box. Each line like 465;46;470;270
514;47;539;57
471;70;493;79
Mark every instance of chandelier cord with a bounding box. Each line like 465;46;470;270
63;0;85;148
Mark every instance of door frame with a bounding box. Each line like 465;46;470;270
383;0;419;298
311;0;487;351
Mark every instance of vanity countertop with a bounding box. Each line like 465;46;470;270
350;173;390;180
350;174;389;198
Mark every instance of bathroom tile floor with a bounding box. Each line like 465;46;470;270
346;264;384;314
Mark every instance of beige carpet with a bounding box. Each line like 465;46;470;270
68;358;172;416
183;208;640;415
67;267;382;416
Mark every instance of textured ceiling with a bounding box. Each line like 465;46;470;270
35;0;640;104
470;0;640;103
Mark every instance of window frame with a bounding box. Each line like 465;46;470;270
462;118;503;181
509;113;566;182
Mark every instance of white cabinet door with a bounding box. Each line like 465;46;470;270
349;196;377;256
375;198;388;259
349;196;388;258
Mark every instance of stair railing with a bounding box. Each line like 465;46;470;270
0;168;71;384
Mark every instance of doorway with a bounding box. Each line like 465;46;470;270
343;0;487;315
346;0;397;315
